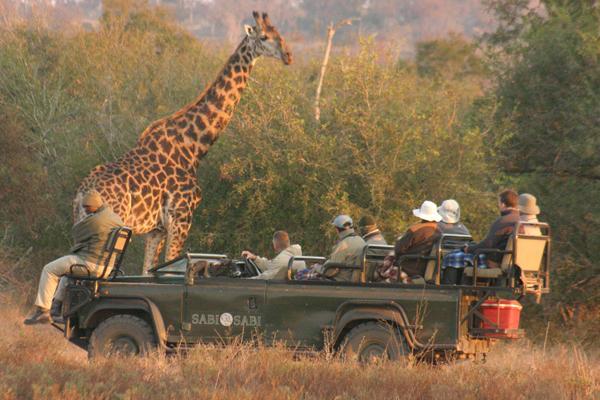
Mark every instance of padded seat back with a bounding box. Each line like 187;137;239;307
515;236;546;273
361;244;394;282
499;237;514;272
423;247;438;283
513;222;551;300
99;227;133;279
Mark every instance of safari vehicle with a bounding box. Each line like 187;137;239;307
58;223;551;361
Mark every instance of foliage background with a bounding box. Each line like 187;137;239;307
0;0;598;343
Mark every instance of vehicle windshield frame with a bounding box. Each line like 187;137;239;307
149;253;229;273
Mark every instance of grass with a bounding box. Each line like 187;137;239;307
0;305;597;400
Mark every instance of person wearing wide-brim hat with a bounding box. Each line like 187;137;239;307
518;193;542;235
379;201;442;281
437;199;470;236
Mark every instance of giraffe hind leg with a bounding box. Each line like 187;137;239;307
165;218;193;262
143;230;166;274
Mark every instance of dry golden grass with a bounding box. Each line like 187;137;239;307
0;305;597;400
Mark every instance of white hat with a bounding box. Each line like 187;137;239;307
331;214;353;229
438;199;461;224
412;201;442;222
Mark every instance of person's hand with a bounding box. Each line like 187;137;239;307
241;250;257;260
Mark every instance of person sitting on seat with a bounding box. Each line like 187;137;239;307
241;231;306;280
442;189;520;284
24;192;124;325
358;214;388;245
322;215;366;282
518;193;542;235
377;201;441;282
296;215;366;282
358;214;388;282
437;199;470;236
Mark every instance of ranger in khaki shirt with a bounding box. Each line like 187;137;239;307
24;192;123;325
242;231;306;280
321;215;366;282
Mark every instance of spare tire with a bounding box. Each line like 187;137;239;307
88;314;156;359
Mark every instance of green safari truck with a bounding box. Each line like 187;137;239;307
59;224;551;361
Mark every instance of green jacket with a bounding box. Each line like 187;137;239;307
323;229;366;282
69;205;124;265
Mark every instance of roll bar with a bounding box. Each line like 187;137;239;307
148;252;229;273
359;244;393;283
359;235;473;284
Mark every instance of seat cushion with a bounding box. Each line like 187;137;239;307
463;267;503;278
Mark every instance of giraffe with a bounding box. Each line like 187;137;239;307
74;12;292;273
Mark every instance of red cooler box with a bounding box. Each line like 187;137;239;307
479;300;523;339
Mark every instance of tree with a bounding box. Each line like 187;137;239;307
415;33;485;81
483;0;600;338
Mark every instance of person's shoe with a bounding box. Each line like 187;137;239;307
23;307;51;325
50;300;64;324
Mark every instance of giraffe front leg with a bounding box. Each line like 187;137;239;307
143;230;166;274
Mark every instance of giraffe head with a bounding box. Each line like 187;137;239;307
244;11;292;65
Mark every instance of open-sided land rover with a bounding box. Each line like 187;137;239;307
58;223;551;361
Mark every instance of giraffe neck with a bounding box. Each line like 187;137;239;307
164;36;258;172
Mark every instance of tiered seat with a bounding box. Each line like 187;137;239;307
463;222;550;298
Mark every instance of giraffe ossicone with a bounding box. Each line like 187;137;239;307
74;11;292;274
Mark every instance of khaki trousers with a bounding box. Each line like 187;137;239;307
34;255;100;310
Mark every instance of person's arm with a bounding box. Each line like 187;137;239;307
466;218;499;253
394;230;414;256
254;256;270;272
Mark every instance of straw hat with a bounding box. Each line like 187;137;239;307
438;199;461;224
413;201;442;222
518;193;540;215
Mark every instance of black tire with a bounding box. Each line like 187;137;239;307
88;314;156;359
342;321;410;363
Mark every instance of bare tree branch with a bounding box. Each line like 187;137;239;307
314;18;358;123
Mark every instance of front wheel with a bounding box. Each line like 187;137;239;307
88;314;157;359
342;321;410;363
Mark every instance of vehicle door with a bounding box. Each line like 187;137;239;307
184;275;267;343
264;279;349;349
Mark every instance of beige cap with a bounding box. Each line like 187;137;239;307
82;191;103;208
438;199;461;224
518;193;540;215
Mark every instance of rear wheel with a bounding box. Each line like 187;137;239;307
342;321;410;363
88;314;156;359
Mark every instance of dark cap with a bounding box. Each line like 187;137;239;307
358;214;376;228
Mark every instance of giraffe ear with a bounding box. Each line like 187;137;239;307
244;24;256;37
